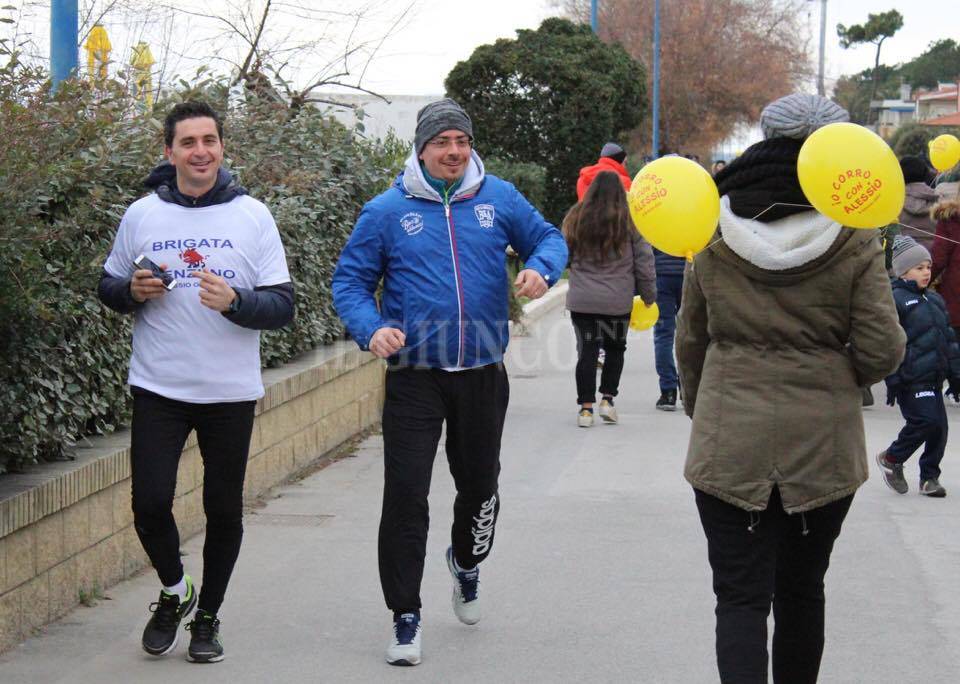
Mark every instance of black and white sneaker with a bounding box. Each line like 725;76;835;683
186;609;225;663
386;612;421;666
141;576;196;656
656;389;677;411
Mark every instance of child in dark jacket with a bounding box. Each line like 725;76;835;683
878;236;960;497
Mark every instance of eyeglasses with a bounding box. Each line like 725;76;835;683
427;135;472;149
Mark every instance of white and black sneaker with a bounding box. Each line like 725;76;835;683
386;612;421;666
141;576;197;656
446;546;481;625
656;389;678;412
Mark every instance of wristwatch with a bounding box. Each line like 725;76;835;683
227;289;242;314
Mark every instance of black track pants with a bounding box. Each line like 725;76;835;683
130;387;255;614
379;363;509;613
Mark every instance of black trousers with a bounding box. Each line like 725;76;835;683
130;387;256;614
888;384;947;482
379;363;509;613
695;487;853;684
570;311;630;404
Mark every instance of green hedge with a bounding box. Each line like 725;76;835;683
889;122;960;159
483;157;548;213
0;57;404;472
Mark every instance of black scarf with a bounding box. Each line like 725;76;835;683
713;138;810;223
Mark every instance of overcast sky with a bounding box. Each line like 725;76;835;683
7;0;956;96
369;0;955;95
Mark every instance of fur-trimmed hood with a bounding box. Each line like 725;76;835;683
932;198;960;222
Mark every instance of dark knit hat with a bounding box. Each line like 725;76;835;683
891;235;931;277
414;98;473;154
760;93;849;140
600;142;627;164
899;155;931;185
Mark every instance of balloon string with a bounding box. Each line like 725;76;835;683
893;221;960;247
698;203;960;254
748;203;815;221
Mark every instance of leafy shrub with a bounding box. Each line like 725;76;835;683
889;122;960;159
0;54;399;472
446;18;646;225
483;157;548;214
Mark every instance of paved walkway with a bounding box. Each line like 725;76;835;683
2;306;960;682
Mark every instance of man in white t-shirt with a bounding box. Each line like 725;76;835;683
98;101;294;664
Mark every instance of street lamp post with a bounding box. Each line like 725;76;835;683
51;0;78;89
591;0;598;33
813;0;827;96
652;0;660;158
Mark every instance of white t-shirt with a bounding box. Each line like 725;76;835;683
104;193;291;403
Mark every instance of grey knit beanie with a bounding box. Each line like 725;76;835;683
414;98;473;154
892;235;932;277
600;142;627;164
760;93;850;140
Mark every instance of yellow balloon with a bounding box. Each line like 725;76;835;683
929;134;960;172
629;298;659;331
797;122;905;229
627;156;720;260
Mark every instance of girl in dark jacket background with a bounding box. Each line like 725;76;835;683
878;235;960;497
563;171;656;427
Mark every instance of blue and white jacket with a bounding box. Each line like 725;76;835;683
332;150;568;369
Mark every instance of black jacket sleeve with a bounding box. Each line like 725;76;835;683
97;269;143;314
222;282;295;331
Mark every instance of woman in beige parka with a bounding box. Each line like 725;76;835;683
676;94;906;684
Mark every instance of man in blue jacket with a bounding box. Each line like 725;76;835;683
333;98;567;666
98;101;294;664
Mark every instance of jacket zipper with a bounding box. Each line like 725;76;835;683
444;201;467;368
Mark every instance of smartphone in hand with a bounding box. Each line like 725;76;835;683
133;254;177;290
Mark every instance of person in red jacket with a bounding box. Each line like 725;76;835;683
576;142;631;200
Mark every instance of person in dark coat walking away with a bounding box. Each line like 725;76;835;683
562;171;656;426
677;93;905;684
877;236;960;497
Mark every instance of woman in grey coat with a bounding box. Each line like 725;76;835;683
562;171;656;426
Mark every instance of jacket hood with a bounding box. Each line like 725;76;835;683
932;198;960;222
711;195;852;283
143;161;247;207
399;147;485;202
902;182;938;217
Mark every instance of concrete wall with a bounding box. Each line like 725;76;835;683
0;342;384;652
